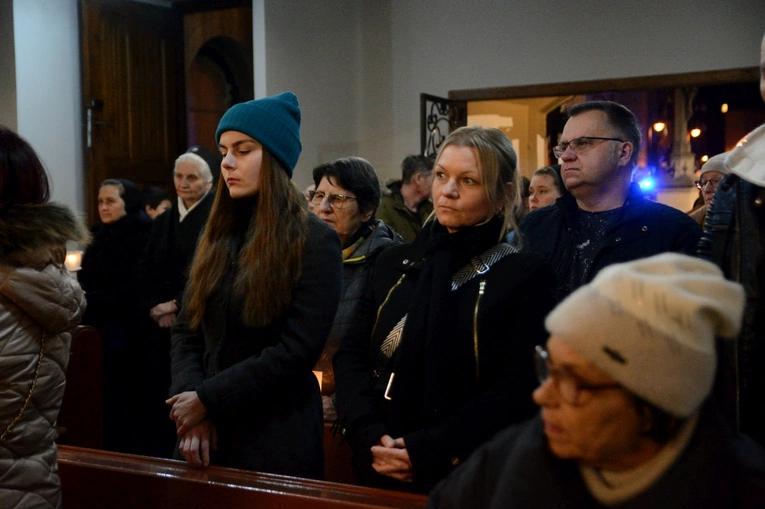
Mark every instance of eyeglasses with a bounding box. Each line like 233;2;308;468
309;190;357;210
552;136;625;159
695;178;723;190
534;345;621;406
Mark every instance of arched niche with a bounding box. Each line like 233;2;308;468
186;36;254;151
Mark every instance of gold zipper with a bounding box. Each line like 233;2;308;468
371;273;406;343
473;280;486;380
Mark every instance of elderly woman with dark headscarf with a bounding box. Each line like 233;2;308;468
79;178;153;453
309;157;403;421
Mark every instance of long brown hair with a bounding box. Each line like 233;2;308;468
184;151;308;329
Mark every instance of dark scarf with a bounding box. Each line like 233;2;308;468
387;215;505;434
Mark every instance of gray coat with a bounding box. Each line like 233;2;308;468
315;220;403;395
0;203;88;509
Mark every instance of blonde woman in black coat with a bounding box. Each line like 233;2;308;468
334;126;556;492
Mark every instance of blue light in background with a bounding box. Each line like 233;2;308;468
639;178;655;191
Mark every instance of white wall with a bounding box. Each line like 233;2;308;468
264;1;357;189
388;0;765;174
0;0;17;130
13;0;83;211
263;1;396;189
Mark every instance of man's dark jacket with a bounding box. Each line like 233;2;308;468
518;182;702;301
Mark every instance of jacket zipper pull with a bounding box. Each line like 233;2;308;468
473;280;486;380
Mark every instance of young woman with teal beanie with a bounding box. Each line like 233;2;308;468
166;92;343;479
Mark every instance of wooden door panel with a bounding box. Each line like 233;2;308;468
81;0;184;223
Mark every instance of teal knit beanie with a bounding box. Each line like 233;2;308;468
215;91;302;177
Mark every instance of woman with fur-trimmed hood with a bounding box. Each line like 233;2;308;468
0;126;89;509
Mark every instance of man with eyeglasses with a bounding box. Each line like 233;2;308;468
518;101;702;301
689;152;729;227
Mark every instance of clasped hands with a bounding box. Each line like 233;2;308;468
167;391;216;468
150;300;178;328
371;435;413;482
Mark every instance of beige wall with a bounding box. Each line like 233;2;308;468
263;0;765;189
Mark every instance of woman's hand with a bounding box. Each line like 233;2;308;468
150;300;179;323
178;420;217;468
371;435;413;482
167;391;207;436
157;313;177;328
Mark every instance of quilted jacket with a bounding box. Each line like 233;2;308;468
0;203;88;509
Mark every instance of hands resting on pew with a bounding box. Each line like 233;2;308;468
178;420;218;468
371;435;413;482
167;391;215;467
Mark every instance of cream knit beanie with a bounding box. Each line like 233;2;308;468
699;152;729;178
545;253;745;417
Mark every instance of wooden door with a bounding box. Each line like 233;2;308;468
80;0;184;223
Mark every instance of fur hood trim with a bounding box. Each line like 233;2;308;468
0;202;90;259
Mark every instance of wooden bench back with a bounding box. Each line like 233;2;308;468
57;325;104;449
58;446;427;509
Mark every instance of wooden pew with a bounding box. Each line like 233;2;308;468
57;325;104;449
58;446;427;509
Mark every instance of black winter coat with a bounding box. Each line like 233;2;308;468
170;214;342;479
135;193;214;457
139;191;214;310
334;217;556;492
79;211;153;453
427;402;765;509
699;174;765;445
518;183;702;302
80;213;153;349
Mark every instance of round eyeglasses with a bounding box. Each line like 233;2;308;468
695;178;723;190
309;190;357;210
552;136;625;159
534;345;621;406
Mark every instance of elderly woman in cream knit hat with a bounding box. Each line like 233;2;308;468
428;253;765;509
689;152;730;227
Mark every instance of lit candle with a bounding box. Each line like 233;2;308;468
65;251;83;272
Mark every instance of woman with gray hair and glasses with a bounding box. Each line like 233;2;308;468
310;157;403;422
428;253;765;509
